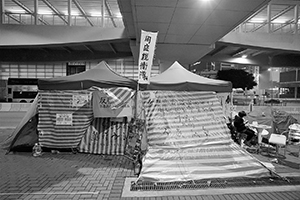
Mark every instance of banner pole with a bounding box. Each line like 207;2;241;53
134;83;140;119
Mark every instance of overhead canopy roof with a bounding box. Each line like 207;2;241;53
38;61;137;90
118;0;270;65
146;61;232;92
1;0;300;67
0;0;272;65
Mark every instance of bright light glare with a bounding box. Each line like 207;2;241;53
241;55;247;59
114;13;123;18
273;19;289;24
38;10;53;15
248;18;265;23
72;12;81;16
90;13;102;17
63;11;81;16
6;9;26;14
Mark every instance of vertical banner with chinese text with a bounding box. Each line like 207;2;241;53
138;30;158;84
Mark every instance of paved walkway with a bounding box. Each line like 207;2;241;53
1;129;300;200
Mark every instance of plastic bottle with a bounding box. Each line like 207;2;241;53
32;143;42;157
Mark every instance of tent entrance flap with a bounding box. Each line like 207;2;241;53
2;96;39;152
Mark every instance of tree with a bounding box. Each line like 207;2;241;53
216;69;257;90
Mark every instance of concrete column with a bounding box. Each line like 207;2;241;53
267;3;272;33
0;0;4;24
294;4;299;34
34;0;38;25
102;0;105;27
68;0;72;26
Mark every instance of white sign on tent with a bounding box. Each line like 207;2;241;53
92;88;134;118
56;113;73;125
137;30;158;84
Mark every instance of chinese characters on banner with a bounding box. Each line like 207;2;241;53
138;30;158;84
56;113;73;125
72;94;91;107
92;90;133;118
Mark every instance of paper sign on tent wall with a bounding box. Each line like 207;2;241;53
93;89;133;118
72;94;91;107
56;113;73;125
138;30;158;84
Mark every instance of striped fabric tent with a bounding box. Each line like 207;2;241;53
146;61;232;92
38;90;93;149
38;87;134;154
138;91;272;182
38;61;137;90
37;61;137;153
79;118;128;155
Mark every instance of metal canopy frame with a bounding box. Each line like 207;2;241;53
0;0;122;27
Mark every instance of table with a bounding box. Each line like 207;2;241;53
249;123;271;153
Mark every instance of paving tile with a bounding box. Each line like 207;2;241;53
1;128;300;200
228;195;239;200
180;197;192;200
211;195;222;200
286;191;300;199
260;193;273;200
109;197;122;200
110;193;122;198
265;193;281;200
22;195;35;200
236;194;251;200
204;195;215;200
166;197;175;200
253;193;267;200
273;192;291;200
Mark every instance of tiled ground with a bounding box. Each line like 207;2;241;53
1;129;300;200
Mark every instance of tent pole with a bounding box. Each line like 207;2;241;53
134;83;140;118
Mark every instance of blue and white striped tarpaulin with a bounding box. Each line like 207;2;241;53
79;118;128;155
138;91;272;182
38;90;93;149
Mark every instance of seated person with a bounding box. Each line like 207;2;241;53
233;111;256;146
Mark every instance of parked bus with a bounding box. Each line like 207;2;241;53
7;78;38;103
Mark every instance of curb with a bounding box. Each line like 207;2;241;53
0;103;31;112
0;127;16;129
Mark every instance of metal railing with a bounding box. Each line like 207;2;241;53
233;22;299;34
3;13;124;27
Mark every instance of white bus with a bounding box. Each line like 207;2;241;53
7;78;38;103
